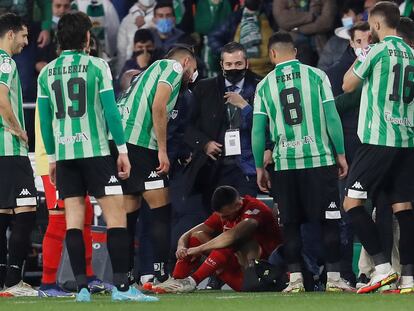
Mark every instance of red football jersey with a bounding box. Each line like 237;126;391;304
204;196;282;258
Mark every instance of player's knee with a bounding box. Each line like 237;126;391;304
343;196;361;212
392;202;413;213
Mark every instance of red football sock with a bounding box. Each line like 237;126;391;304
172;236;203;279
84;197;94;278
191;248;235;284
217;267;243;292
41;214;66;285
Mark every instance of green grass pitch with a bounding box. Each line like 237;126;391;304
0;291;413;311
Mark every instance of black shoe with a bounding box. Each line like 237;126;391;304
205;276;225;290
356;273;371;290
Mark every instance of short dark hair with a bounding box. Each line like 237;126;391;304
154;1;174;16
134;29;154;44
211;186;240;212
397;17;414;45
0;13;26;38
348;21;370;41
341;0;365;15
268;31;294;50
220;42;247;60
165;43;195;59
57;11;92;51
369;1;400;29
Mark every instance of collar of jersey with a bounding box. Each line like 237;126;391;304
0;49;10;57
275;59;299;69
60;50;87;56
383;36;403;42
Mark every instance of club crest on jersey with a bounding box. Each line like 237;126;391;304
0;58;12;74
169;110;178;120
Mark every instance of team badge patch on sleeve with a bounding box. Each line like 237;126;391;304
0;58;12;74
172;62;183;74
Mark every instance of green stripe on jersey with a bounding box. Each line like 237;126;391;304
119;59;183;150
0;49;27;157
37;50;115;160
253;59;335;171
354;36;414;147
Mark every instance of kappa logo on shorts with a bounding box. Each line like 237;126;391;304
19;188;31;196
352;182;363;190
148;171;159;179
328;202;337;209
108;176;118;184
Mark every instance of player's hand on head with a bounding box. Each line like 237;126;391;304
336;154;348;180
49;162;57;186
156;150;170;175
117;153;131;180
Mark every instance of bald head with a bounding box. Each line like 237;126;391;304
268;32;297;65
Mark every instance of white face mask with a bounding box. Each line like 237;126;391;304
342;17;353;28
52;15;60;25
139;0;155;7
191;70;199;83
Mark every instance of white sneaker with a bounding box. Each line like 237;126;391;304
326;278;356;292
0;281;38;297
282;279;305;293
157;277;197;293
357;268;398;294
151;277;178;294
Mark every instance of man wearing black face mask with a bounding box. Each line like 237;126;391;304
183;42;261;213
119;28;162;79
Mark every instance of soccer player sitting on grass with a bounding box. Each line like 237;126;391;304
148;186;283;293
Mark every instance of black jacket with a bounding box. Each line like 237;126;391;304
182;70;261;193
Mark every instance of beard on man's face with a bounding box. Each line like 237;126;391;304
371;29;380;43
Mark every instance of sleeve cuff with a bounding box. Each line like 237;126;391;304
117;144;128;154
47;154;56;163
352;68;364;80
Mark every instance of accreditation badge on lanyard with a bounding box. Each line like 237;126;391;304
225;129;241;156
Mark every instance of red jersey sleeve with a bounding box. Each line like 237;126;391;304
203;213;223;232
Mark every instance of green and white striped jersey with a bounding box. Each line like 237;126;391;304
353;36;414;147
0;49;27;157
254;59;336;171
118;59;183;150
37;50;114;160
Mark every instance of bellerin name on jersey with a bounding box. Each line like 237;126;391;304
48;64;88;76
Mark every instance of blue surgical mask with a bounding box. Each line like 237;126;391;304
156;18;174;34
341;17;353;28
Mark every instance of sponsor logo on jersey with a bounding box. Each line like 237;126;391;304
280;135;315;148
57;132;90;145
108;176;118;184
352;182;363;190
148;171;159;179
384;112;413;127
328;202;337;209
245;209;260;215
19;188;31;196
